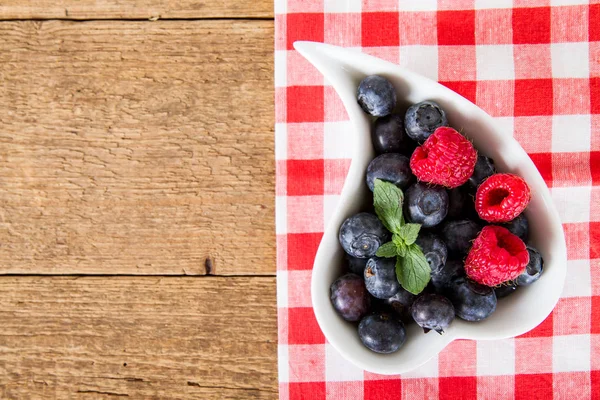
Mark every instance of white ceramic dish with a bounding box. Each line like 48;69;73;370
295;41;567;375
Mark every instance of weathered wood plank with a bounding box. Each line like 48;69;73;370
0;276;278;399
0;20;275;275
0;1;274;20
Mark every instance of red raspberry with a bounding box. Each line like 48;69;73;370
409;127;477;188
465;225;529;286
475;173;530;223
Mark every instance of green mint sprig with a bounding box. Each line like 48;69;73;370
373;179;430;295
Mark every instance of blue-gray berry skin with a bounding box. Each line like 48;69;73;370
516;246;543;286
346;254;369;275
495;283;518;298
447;186;476;219
357;75;397;117
404;100;449;143
366;153;413;191
372;113;415;155
415;232;448;274
382;288;417;322
430;259;465;290
445;277;497;322
503;214;529;242
468;156;496;190
411;293;455;334
364;257;401;299
441;219;482;256
330;273;371;322
339;213;391;259
358;312;406;354
495;246;542;297
405;182;449;228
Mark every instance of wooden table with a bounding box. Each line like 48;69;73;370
0;2;277;398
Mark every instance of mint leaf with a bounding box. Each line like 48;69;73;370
376;241;397;258
373;179;404;234
397;245;407;258
395;244;430;295
398;223;421;246
392;234;407;257
392;233;404;247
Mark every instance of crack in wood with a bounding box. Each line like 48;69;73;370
186;381;276;393
77;389;129;397
102;377;144;382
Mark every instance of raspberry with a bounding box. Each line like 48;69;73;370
409;127;477;188
465;226;529;286
475;173;530;223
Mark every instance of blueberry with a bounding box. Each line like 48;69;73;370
339;213;391;259
495;283;518;298
358;312;406;353
503;214;529;242
415;232;448;273
467;156;496;190
411;294;455;334
430;259;465;291
366;153;413;191
372;113;415;155
364;257;401;299
516;246;543;286
346;254;369;275
382;288;417;322
404;100;449;143
357;75;397;117
441;219;482;256
447;186;473;219
330;273;371;322
445;277;497;322
405;182;449;228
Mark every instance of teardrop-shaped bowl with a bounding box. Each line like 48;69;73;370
296;41;567;375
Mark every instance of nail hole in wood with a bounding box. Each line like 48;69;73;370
205;258;213;275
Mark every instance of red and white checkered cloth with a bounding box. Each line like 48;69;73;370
275;1;600;398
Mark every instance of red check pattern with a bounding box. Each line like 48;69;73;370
275;1;600;399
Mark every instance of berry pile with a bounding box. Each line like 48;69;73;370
330;75;544;354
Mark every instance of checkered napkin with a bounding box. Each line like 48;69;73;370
275;1;600;398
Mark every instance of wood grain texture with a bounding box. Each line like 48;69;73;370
0;276;278;399
0;1;274;20
0;20;275;275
